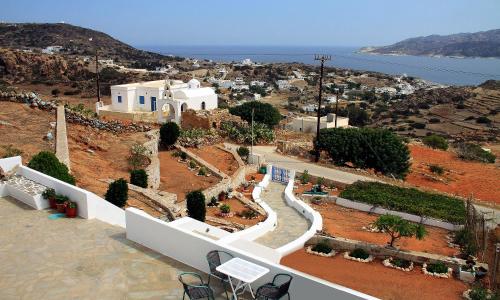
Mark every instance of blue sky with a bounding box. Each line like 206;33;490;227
2;0;500;47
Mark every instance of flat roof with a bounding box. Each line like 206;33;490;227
112;80;165;89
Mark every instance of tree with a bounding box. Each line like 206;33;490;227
130;169;148;188
128;143;149;170
237;146;250;161
374;214;427;247
28;151;75;184
105;178;128;208
159;122;180;148
422;135;448;150
51;88;60;97
317;128;410;178
186;190;206;222
229;101;281;127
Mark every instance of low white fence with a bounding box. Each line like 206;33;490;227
126;208;377;300
276;171;324;256
336;197;462;231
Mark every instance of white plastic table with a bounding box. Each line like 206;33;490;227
216;257;270;299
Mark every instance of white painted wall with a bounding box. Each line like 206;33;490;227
110;86;131;112
126;208;377;300
0;156;22;172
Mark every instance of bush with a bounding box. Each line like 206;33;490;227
159;122;180;148
180;151;188;161
189;160;197;169
51;88;60;97
198;167;207;176
229;101;281;127
239;209;258;219
128;143;149;170
1;144;23;158
42;188;56;200
410;122;426;129
374;214;427;247
426;262;448;274
468;285;499;300
349;248;370;260
429;164;444;175
422;135;448;150
454;228;478;256
392;258;412;269
317;128;410;178
237;146;250;160
186;190;206;221
311;240;333;254
28;151;75;185
299;170;310;184
456;143;496;163
220;121;275;144
476;116;492;124
428;118;441;124
220;204;231;214
340;181;466;224
105;178;128;207
130;169;148;188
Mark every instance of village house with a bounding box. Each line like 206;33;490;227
97;79;218;123
276;79;291;90
290;113;349;133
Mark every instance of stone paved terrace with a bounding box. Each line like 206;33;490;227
255;181;310;249
4;175;47;195
0;196;249;300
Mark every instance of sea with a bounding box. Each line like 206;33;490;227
140;45;500;86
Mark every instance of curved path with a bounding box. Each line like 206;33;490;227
255;181;310;249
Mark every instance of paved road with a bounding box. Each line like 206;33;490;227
255;182;310;249
225;143;374;184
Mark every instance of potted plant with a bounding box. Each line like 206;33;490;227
311;196;324;205
306;240;336;257
207;196;218;207
42;188;57;209
55;194;69;213
219;204;231;217
344;248;374;263
65;201;78;218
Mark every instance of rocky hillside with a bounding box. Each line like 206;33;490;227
362;29;500;58
0;23;177;64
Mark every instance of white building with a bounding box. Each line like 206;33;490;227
325;95;338;104
250;80;266;87
97;79;218;123
42;46;63;54
290;114;349;133
276;80;291;90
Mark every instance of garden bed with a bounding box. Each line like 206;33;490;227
189;145;240;176
206;197;265;226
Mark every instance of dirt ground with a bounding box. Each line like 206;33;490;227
206;197;265;226
311;202;456;257
407;144;500;205
0;102;55;163
158;150;219;202
282;250;468;300
189;145;239;176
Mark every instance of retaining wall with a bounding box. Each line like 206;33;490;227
143;130;161;189
55;105;71;171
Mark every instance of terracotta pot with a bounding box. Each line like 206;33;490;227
56;203;66;213
49;197;57;209
218;193;226;201
65;206;77;218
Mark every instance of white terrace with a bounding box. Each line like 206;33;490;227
0;156;376;300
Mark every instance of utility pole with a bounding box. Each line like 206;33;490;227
314;54;331;162
91;37;101;103
251;107;254;156
335;89;339;128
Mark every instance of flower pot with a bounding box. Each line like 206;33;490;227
65;206;77;218
459;268;475;283
56;203;66;213
49;197;57;209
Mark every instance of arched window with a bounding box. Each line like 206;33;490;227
201;101;206;110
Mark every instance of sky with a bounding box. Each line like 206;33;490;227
2;0;500;47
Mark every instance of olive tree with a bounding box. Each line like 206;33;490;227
374;214;427;247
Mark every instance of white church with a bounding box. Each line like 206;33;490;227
96;78;218;123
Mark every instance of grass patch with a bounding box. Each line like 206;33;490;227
340;181;465;224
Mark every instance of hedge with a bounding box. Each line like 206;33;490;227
339;181;466;224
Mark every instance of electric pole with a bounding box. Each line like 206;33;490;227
251;107;254;157
91;37;101;103
314;54;331;162
335;89;339;128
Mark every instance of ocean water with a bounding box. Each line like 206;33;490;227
141;45;500;86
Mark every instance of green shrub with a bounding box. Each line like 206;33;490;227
426;262;448;274
299;170;310;184
429;164;444;175
159;122;180;148
317;128;410;179
130;169;148;188
1;144;23;158
468;285;499;300
42;188;56;200
311;240;333;254
456;143;496;163
186;190;206;221
229;101;281;127
128;143;149;170
422;135;448;150
374;214;427;247
28;151;75;185
239;209;258;219
220;204;231;214
237;146;250;160
198;167;207;176
392;258;412;269
55;194;69;204
340;181;466;224
476;116;492;124
220;121;275;144
349;248;370;260
428;118;441;124
454;228;478;256
410;122;426;129
180;151;188;161
105;178;128;208
189;160;197;169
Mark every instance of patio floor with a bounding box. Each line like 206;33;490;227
0;196;247;300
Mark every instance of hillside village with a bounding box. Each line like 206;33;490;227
1;22;500;300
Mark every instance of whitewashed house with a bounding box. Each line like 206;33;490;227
276;80;291;90
97;79;217;123
290;114;349;133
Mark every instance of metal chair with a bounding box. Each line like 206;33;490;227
178;272;215;300
255;273;293;300
206;250;234;300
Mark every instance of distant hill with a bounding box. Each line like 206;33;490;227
361;29;500;58
0;23;176;63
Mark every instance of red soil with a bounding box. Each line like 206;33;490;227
407;144;500;205
189;145;240;176
282;250;467;300
314;202;456;256
159;150;219;202
206;197;265;226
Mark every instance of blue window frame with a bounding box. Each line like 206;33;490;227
117;95;122;103
139;95;145;105
150;97;157;111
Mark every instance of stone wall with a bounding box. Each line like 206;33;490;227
55;105;71;171
143;130;161;190
181;108;245;130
